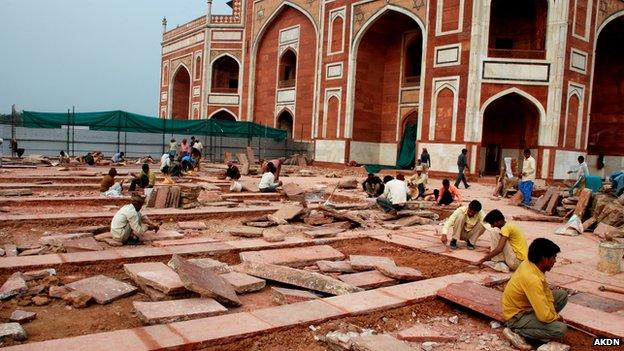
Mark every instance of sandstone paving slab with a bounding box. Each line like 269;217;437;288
337;271;396;289
124;262;186;295
227;226;265;238
170;312;275;346
349;255;396;271
235;261;363;295
545;272;581;287
303;227;346;238
133;298;227;325
168;256;231;274
63;237;103;252
376;264;424;281
552;263;624;289
223;237;308;250
139;230;185;242
316;260;355;273
397;324;458;342
437;281;504;320
40;232;93;246
249;299;344;329
220;272;265;293
271;287;320;304
0;273;28;300
173;254;241;307
239;245;344;267
562;279;624;303
380;273;475;302
568;292;624;312
324;289;406;315
59;249;122;264
439;247;489;264
66;275;137;304
152;237;218;247
560;302;624;338
270;204;304;222
351;333;416;351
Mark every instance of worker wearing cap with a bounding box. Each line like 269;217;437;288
110;195;159;244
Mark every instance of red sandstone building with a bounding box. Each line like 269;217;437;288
159;0;624;180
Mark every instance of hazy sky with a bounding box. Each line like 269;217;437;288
0;0;231;115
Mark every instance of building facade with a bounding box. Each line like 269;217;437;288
159;0;624;179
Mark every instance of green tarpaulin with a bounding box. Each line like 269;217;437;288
396;122;417;169
21;110;287;141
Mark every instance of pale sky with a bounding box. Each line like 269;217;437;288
0;0;231;115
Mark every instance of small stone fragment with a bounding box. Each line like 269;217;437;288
0;323;27;341
376;264;424;281
49;285;70;299
10;310;36;323
448;315;459;324
0;273;28;300
536;342;571;351
271;287;319;304
22;268;57;281
32;296;51;306
490;321;501;329
422;341;440;351
63;290;93;308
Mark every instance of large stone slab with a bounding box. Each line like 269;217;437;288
227;226;265;238
123;262;186;295
303;227;346;238
177;221;208;230
349;255;396;271
239;245;345;267
560;301;624;338
270;204;303;222
351;333;416;351
172;254;241;307
337;271;396;289
0;273;28;300
376;265;424;281
133;298;227;325
437;281;504;320
168;256;231;274
568;292;624;313
220;272;265;293
271;287;320;305
397;324;458;342
138;230;185;242
66;275;137;304
282;183;304;198
236;261;363;295
316;260;355;273
574;188;592;217
40;232;93;247
152;237;218;247
63;237;103;252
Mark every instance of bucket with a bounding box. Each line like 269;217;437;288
597;241;624;274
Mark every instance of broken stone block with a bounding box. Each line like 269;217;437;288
66;275;137;304
270;204;304;223
40;232;93;246
18;247;44;256
177;221;207;230
395;215;432;226
239;245;345;267
282;183;304;197
245;221;275;228
337;179;359;189
0;323;27;341
376;264;424;281
62;290;93;308
63;237;103;252
124;262;186;295
271;287;319;305
32;296;50;306
22;268;56;281
236;261;363;295
303;227;345;238
172;254;241;307
397;324;457;343
574;188;592;217
537;341;571;351
220;272;266;293
133;298;227;325
349;255;396;271
26;284;46;296
48;285;70;299
167;256;231;274
351;333;416;351
337;271;396;289
227;226;264;238
316;260;355;273
262;228;286;242
0;273;28;300
4;244;17;257
10;310;36;323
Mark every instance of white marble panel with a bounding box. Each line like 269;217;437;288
161;92;167;101
554;150;586;180
326;63;343;79
417;143;465;173
212;31;242;41
208;94;239;105
378;143;397;166
587;155;624;178
435;45;460;66
315;140;346;163
570;49;587;73
483;61;549;82
349;141;379;165
163;33;205;54
280;27;299;44
192;86;201;97
277;89;296;104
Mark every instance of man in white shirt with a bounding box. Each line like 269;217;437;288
192;139;203;153
567;155;589;196
160;152;173;174
518;149;536;206
112;152;125;163
259;162;282;192
376;175;407;214
110;195;159;244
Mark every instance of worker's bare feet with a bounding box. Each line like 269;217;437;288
503;328;531;350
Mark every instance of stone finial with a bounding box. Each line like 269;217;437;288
162;17;167;33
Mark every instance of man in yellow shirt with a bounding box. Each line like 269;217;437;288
439;200;485;250
501;238;567;350
477;209;528;272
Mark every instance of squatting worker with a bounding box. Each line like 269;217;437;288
477;209;528;272
110;195;159;244
501;238;568;350
440;200;485;250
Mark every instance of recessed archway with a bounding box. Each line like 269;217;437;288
277;110;294;139
589;14;624;155
171;65;191;120
488;0;548;59
210;109;237;121
481;92;540;175
211;55;239;93
278;49;297;88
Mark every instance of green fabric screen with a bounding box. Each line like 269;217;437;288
21;110;287;141
395;122;417;169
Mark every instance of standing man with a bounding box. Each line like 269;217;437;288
376;175;408;214
477;209;528;272
419;148;431;172
440;200;485;250
110;195;159;245
502;238;568;350
567;155;589;196
518;149;536;206
455;148;470;189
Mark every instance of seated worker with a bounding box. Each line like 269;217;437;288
100;167;123;197
82;152;95;166
438;179;462;206
181;154;195;172
110;195;159;245
502;238;568;350
261;157;285;181
424;189;440;202
129;163;156;192
59;151;70;165
440;200;485;250
362;173;384;197
160;152;173;174
259;162;282;192
226;161;241;180
376;175;408;214
190;148;202;171
477;209;528;272
112;151;125;164
407;166;428;199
